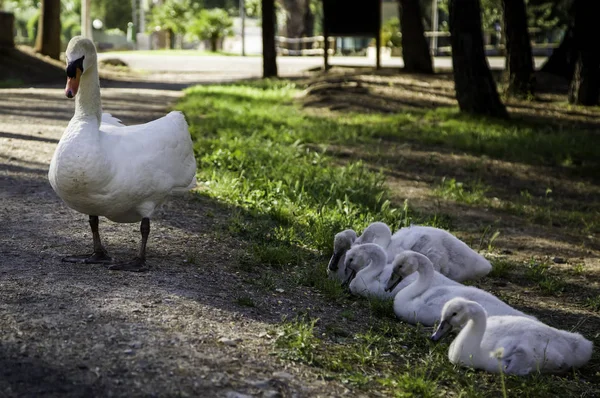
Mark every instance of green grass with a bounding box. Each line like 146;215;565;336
0;78;25;88
524;258;566;294
176;80;598;397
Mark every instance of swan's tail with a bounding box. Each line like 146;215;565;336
570;334;593;368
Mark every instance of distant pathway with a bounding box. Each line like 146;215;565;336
98;52;549;75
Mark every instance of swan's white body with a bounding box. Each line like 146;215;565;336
48;37;196;224
389;252;533;326
389;225;492;282
345;245;460;299
432;298;593;375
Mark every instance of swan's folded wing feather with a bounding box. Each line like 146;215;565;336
101;113;125;127
101;111;197;196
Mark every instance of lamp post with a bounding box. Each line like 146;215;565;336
240;0;246;56
81;0;92;38
430;0;439;55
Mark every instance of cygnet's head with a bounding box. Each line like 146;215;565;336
356;222;392;246
341;243;382;286
327;229;357;272
64;36;98;98
431;298;485;341
384;251;420;292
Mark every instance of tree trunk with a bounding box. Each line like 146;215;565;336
399;0;433;73
35;0;61;60
568;0;600;105
503;0;535;97
539;27;575;79
449;0;508;118
0;12;15;48
262;0;278;78
210;38;218;52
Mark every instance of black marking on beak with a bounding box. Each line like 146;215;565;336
385;273;403;292
431;319;452;342
66;56;85;78
327;250;344;272
342;268;356;288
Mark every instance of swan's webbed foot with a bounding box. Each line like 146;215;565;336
62;249;113;264
107;257;148;272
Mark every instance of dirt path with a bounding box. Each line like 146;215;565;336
0;84;347;397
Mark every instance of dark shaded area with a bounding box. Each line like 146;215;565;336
0;47;64;86
0;131;59;144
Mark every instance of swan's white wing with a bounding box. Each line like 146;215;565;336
101;111;197;198
101;113;125;127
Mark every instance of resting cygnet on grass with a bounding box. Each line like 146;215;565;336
388;225;493;282
431;298;593;375
327;222;394;282
343;246;460;299
385;251;535;326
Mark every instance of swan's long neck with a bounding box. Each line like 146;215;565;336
449;310;487;365
358;245;387;279
74;64;102;125
402;255;434;298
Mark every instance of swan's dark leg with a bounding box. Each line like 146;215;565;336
108;218;149;272
63;215;113;264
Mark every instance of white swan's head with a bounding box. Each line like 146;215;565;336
64;36;98;98
384;250;421;291
327;229;357;272
431;298;486;341
342;243;385;286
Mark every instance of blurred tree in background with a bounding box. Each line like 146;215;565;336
188;8;233;51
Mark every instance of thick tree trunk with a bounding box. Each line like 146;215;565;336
449;0;508;118
262;0;278;78
34;0;61;60
0;12;15;48
503;0;535;97
539;26;576;79
399;0;433;74
568;0;600;105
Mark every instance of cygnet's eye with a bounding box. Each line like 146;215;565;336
348;258;353;263
452;312;457;317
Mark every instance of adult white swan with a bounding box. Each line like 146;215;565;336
431;298;593;375
48;36;197;272
385;251;533;326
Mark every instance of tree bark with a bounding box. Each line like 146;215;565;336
399;0;433;74
568;0;600;105
262;0;278;78
0;12;15;48
503;0;535;97
539;26;576;79
449;0;508;118
35;0;61;60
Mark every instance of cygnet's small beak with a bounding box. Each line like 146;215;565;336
431;319;452;342
341;268;356;288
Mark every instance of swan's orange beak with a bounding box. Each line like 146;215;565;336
65;68;81;98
